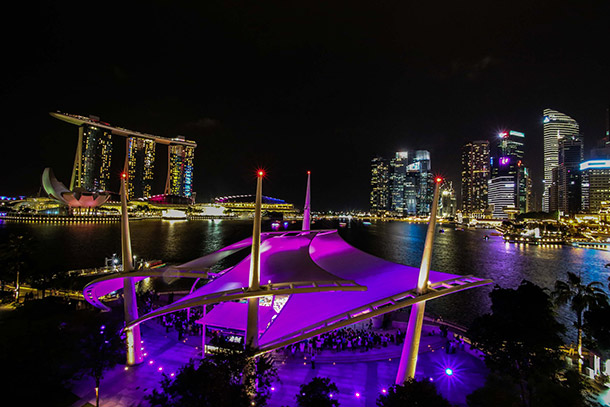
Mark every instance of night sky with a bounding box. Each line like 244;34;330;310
2;0;609;210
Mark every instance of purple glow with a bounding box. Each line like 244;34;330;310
86;230;490;350
499;156;510;166
445;368;453;376
158;367;163;371
355;392;361;398
381;388;387;393
149;360;154;365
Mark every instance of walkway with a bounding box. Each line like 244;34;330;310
70;322;487;407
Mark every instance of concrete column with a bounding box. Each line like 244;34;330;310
246;171;264;348
396;177;442;383
120;173;143;365
302;171;311;231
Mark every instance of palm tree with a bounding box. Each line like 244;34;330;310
553;272;608;371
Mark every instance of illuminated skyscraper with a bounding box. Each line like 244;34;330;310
581;160;610;212
388;150;433;216
460;140;490;216
390;152;409;215
166;141;195;198
370;157;390;213
550;134;583;214
51;112;197;198
80;124;113;192
413;150;433;216
489;130;527;218
542;109;579;211
127;137;156;199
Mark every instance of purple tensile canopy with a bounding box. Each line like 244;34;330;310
84;229;490;352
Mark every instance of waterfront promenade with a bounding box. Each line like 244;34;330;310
70;320;487;407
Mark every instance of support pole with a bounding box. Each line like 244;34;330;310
120;173;143;365
302;171;311;231
396;177;443;383
246;170;264;348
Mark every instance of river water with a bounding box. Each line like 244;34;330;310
1;218;609;329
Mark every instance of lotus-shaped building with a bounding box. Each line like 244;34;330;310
42;168;110;208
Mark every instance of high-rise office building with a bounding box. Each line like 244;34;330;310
488;130;528;218
371;150;433;216
461;140;490;216
389;152;409;215
80;124;113;192
581;160;610;213
166;142;195;198
127;137;156;199
542;109;580;211
550;134;583;214
370;157;390;213
414;150;434;216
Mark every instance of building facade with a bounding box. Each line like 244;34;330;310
581;160;610;213
461;140;490;216
80;124;113;192
488;130;529;218
370;150;434;216
127;137;156;199
166;142;195;198
550;134;583;214
370;157;390;213
542;109;580;212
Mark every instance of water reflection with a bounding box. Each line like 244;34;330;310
1;219;609;330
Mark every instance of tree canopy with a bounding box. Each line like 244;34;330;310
376;378;451;407
147;346;277;407
296;377;339;407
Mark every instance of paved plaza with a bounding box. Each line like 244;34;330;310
71;321;488;407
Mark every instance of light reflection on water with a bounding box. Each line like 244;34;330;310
1;219;609;331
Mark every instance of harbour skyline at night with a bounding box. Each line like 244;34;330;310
1;1;608;210
1;2;610;405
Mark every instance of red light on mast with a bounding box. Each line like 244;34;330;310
307;171;311;175
435;177;443;184
257;170;265;178
121;172;127;179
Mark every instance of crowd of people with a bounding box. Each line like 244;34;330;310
285;325;406;357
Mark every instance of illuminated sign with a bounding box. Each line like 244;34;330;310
499;157;510;166
499;131;508;138
543;116;550;123
580;160;610;171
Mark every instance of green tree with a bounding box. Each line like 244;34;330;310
468;281;565;406
553;272;608;371
376;378;451;407
78;317;124;407
147;346;277;407
467;373;521;407
296;377;339;407
583;301;610;354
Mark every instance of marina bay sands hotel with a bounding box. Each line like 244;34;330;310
51;112;197;200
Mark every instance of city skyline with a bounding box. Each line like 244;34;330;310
1;1;609;210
